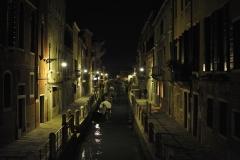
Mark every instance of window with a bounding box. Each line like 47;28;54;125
52;87;59;107
192;23;200;72
174;0;177;19
181;0;183;11
40;22;44;59
233;111;240;139
18;85;25;95
19;2;25;49
204;4;229;71
204;16;211;71
0;0;3;45
4;72;12;110
160;19;164;36
185;0;190;6
30;11;36;53
219;101;227;136
207;98;213;128
163;83;168;99
48;0;51;13
233;19;240;69
177;94;180;109
5;1;16;47
30;72;34;97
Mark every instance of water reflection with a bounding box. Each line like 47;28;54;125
78;122;104;160
95;138;101;144
95;123;100;128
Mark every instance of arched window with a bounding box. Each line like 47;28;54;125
19;2;25;49
4;72;12;110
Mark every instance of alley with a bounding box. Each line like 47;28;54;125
73;82;144;160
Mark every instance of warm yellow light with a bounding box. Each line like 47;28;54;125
61;62;67;67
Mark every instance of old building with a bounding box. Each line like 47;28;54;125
138;0;240;159
0;0;39;147
79;29;94;92
44;0;66;119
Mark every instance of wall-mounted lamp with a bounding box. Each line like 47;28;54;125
61;62;67;67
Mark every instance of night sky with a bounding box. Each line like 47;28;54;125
66;0;163;77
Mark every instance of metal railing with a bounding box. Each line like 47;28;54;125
67;117;73;140
131;99;173;160
0;156;26;160
55;126;63;154
38;139;50;160
1;94;96;160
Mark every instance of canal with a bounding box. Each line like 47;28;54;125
73;81;145;160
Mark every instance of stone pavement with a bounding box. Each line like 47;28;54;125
0;93;94;158
135;98;220;160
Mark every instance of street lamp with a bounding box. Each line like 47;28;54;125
61;62;67;67
140;67;144;78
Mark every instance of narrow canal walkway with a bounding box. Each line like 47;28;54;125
73;82;144;160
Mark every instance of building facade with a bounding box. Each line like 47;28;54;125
0;0;39;147
0;0;97;148
138;0;240;159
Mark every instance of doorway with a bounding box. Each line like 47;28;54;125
18;98;26;137
40;95;44;123
184;92;188;128
193;95;198;137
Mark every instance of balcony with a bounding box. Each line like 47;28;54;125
152;66;163;80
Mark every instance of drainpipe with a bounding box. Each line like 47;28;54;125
171;0;175;116
189;0;193;134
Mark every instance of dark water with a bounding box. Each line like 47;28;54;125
73;83;144;160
